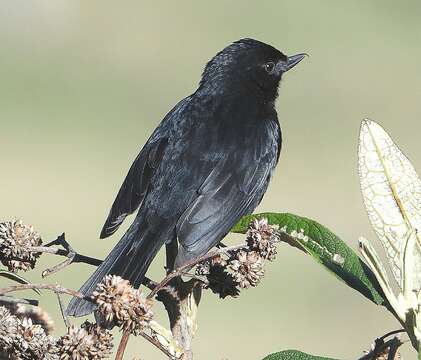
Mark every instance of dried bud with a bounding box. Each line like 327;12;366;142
92;275;153;334
0;219;42;272
229;250;265;288
246;218;279;261
58;321;113;360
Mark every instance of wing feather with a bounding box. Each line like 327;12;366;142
99;97;192;239
100;137;167;238
176;152;274;262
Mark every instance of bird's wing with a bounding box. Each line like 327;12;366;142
100;137;168;238
175;142;277;264
100;97;190;239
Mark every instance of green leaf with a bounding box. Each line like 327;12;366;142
0;269;41;295
262;350;339;360
232;213;387;307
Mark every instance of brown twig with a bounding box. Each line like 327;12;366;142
115;330;131;360
31;234;158;291
140;331;177;359
0;283;86;300
56;292;70;327
30;233;102;278
42;257;74;278
147;243;246;299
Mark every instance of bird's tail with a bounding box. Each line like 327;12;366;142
66;217;169;317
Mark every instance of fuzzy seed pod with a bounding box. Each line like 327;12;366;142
0;300;55;336
0;306;59;360
229;250;265;288
246;218;279;261
0;305;20;351
92;275;153;335
17;318;59;359
58;321;113;360
0;219;42;272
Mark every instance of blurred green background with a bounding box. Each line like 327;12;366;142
1;0;421;358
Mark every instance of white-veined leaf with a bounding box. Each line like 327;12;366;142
358;119;421;290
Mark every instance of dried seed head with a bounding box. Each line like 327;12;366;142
206;265;240;298
195;261;211;276
195;254;227;276
246;218;279;261
93;275;133;326
81;322;113;357
0;305;20;350
0;306;58;359
58;321;113;360
0;219;42;272
4;317;57;359
18;318;58;359
0;300;55;335
92;275;153;334
229;250;265;288
15;304;55;335
123;288;154;334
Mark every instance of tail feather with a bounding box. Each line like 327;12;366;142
66;218;167;317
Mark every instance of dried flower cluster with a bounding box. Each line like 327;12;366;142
0;305;59;359
196;218;279;298
0;301;55;335
92;275;154;335
229;250;265;288
0;305;113;360
0;218;278;358
246;217;279;260
58;321;113;360
14;304;55;335
0;219;42;272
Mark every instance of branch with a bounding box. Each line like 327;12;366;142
358;330;405;360
148;320;184;359
56;292;70;327
30;233;102;277
0;283;87;300
140;332;178;359
115;330;131;360
30;233;159;291
147;243;246;299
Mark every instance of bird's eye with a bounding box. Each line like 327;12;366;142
264;61;275;73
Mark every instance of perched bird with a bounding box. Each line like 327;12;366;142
67;38;306;316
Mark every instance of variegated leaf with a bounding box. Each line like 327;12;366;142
358;119;421;290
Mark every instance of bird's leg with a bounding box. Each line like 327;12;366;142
165;236;179;275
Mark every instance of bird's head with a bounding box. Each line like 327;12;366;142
199;38;307;103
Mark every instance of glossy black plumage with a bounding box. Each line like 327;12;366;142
67;38;305;316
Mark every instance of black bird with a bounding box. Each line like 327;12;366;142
67;38;306;316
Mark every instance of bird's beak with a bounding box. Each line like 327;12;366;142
284;53;308;72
